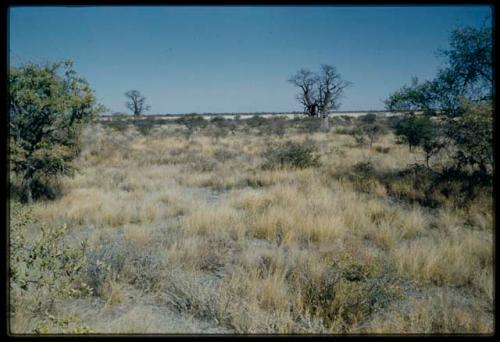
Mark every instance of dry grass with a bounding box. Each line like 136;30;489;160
11;117;494;335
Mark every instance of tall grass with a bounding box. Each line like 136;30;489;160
10;117;493;334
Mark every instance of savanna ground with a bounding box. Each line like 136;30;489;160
10;114;494;334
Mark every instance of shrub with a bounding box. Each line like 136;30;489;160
350;128;366;146
394;114;436;152
10;202;93;333
246;115;267;128
267;118;287;137
359;113;377;124
133;117;157;135
448;101;493;179
176;114;207;129
351;161;376;177
262;140;321;169
363;123;387;148
9;60;103;203
298;117;322;134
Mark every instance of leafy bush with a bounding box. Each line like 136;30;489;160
10;203;92;300
351;129;366;146
34;313;94;334
262;140;321;169
395;114;436;152
176;114;207;129
10;202;93;333
448;101;493;179
132;117;161;135
359;113;377;124
363;123;387;148
246;115;267;128
9;60;103;203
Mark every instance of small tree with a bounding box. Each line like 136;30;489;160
395;114;435;152
421;134;445;169
9;60;102;202
363;123;386;149
125;90;150;116
448;101;493;178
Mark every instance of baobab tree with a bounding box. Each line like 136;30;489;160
317;64;351;129
287;69;319;117
125;90;150;116
288;65;350;128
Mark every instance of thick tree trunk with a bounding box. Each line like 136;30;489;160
22;176;33;204
322;115;329;131
21;164;36;204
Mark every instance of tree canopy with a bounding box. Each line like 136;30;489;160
386;24;492;117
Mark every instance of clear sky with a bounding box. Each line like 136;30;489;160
9;6;492;114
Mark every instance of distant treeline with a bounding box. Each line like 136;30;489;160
102;110;396;117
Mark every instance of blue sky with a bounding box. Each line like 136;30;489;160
9;6;491;114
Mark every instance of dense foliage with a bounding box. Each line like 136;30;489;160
386;24;492;117
9;60;102;202
262;140;321;169
386;23;493;184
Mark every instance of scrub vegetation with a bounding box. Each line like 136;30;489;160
9;22;493;335
9;113;494;334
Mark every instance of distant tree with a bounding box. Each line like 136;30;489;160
317;65;351;129
9;60;103;203
125;90;150;116
288;69;319;117
288;65;350;131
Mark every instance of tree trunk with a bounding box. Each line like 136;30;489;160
322;115;329;131
22;176;33;204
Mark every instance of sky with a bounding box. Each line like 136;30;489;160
9;6;492;114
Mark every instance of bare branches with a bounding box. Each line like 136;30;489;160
125;90;151;116
288;69;318;113
288;65;350;118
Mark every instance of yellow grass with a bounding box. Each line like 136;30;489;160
12;118;493;334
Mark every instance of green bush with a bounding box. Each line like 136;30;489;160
363;123;387;148
10;202;93;333
394;114;436;152
9;60;103;203
262;140;321;169
359;113;377;124
448;101;493;179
